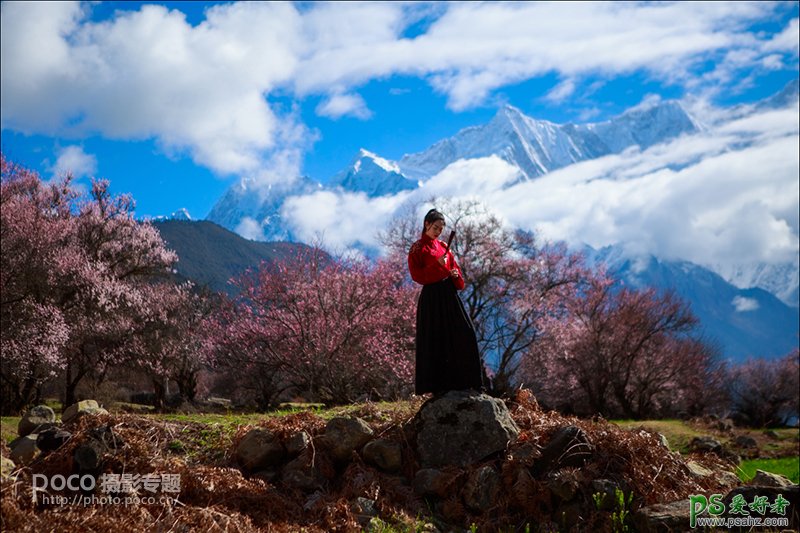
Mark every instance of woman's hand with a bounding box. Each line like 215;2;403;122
437;254;448;267
449;268;460;278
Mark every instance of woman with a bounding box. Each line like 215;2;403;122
407;208;484;395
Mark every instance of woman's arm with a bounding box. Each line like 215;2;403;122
447;251;466;291
408;243;451;285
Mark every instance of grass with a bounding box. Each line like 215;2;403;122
612;419;708;454
3;399;423;464
737;456;800;484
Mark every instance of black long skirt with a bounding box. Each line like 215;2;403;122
415;278;484;395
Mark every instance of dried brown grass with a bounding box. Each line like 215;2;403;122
1;391;738;532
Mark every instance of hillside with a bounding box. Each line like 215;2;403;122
154;220;312;294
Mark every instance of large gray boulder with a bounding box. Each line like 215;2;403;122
9;434;40;465
751;469;794;488
235;428;286;472
362;439;403;473
62;400;108;424
633;500;690;532
321;417;373;463
18;405;57;437
462;465;501;513
415;391;519;468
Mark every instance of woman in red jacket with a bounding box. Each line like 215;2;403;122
407;208;484;395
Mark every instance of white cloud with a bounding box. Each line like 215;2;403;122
273;101;798;277
316;93;372;120
1;1;303;178
281;189;411;252
235;217;265;241
732;296;760;312
1;1;796;186
545;79;576;103
486;104;800;269
763;17;800;53
49;145;97;179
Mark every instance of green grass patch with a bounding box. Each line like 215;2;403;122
612;419;707;454
737;457;799;484
1;417;21;445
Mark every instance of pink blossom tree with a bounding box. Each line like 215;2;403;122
727;350;799;427
522;271;720;418
1;155;179;411
208;247;417;406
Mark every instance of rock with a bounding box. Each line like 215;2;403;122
321;417;373;463
18;405;57;437
87;424;124;450
9;434;40;465
235;428;286;472
685;460;713;478
205;396;232;409
352;497;379;527
716;418;735;432
462;465;501;513
716;470;742;487
363;439;402;473
62;400;108;424
1;456;15;479
250;469;280;484
689;436;722;453
282;451;324;491
532;425;593;475
415;391;519;468
546;469;581;501
734;435;758;449
764;429;780;439
508;441;542;466
36;427;72;453
73;440;106;472
656;433;670;450
751;469;794;488
689;435;739;463
633;500;690;532
412;468;453;498
722;485;799;527
286;431;311;457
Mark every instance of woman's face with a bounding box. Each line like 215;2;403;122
425;219;446;240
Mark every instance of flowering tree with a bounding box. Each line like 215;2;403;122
522;271;719;418
208;247;417;406
124;283;218;408
0;155;178;412
727;350;800;427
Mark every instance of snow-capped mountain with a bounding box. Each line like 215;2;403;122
398;100;698;182
582;244;799;361
205;83;797;310
329;149;419;196
148;208;193;222
207;97;701;235
206;175;322;241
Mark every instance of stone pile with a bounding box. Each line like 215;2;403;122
4;400;109;477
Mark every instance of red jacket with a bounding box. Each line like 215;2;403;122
407;234;465;290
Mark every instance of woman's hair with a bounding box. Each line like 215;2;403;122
423;208;445;232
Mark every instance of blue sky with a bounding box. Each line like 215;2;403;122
1;1;798;221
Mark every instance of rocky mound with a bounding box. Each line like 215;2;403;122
1;391;796;532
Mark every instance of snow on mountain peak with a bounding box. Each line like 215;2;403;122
357;148;401;174
171;208;192;221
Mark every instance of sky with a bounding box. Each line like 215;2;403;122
1;1;798;278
